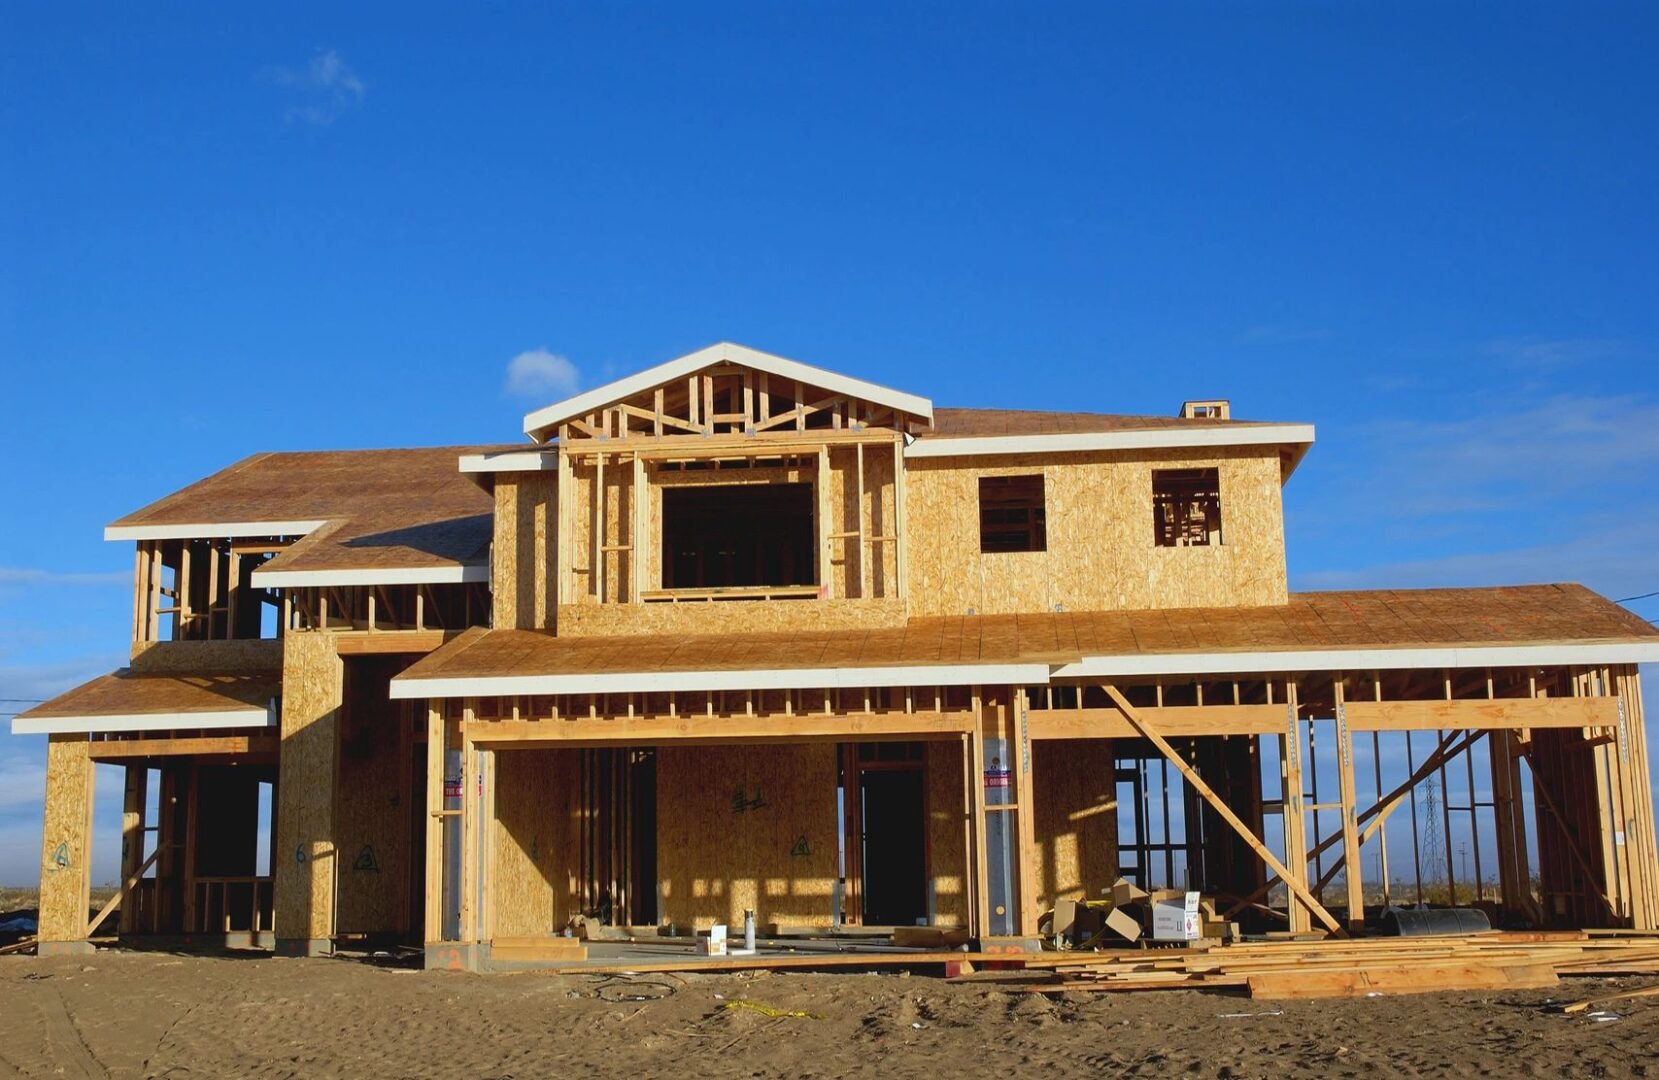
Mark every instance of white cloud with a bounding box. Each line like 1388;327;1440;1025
1479;336;1628;370
0;567;129;587
504;348;581;400
1331;394;1659;523
1292;512;1659;601
271;48;366;125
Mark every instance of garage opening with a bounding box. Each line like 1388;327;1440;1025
661;483;816;590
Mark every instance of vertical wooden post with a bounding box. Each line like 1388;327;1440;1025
1013;688;1040;936
893;435;907;600
272;630;343;957
37;734;95;954
178;541;193;639
855;441;868;599
1333;675;1364;931
459;698;479;944
556;436;572;612
816;447;832;598
968;690;990;937
632;451;646;603
132;543;146;642
592;451;605;602
182;763;199;933
118;765;148;936
424;702;444;945
959;731;980;936
1280;679;1311;933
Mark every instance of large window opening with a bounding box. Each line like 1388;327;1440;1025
1152;468;1222;547
661;483;816;590
978;475;1047;553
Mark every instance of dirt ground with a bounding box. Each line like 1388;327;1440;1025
1;950;1655;1078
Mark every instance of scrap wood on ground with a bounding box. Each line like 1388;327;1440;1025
952;931;1659;999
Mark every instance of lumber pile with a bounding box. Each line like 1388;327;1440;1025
961;932;1659;1000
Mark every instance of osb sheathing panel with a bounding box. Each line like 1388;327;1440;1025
924;740;968;927
37;734;95;942
1032;739;1118;908
656;743;837;930
493;475;557;631
492;749;581;937
333;665;409;935
129;638;284;672
904;448;1288;615
559;597;906;637
273;630;343;941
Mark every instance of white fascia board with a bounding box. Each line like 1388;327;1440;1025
390;662;1053;700
12;705;275;737
1052;641;1659;680
251;564;489;588
522;342;935;441
104;520;328;542
904;424;1316;460
458;450;556;475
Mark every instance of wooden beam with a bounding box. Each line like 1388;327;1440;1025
463;709;976;746
1103;684;1343;933
333;629;454;655
90;734;279;761
1342;696;1618;731
1030;703;1285;740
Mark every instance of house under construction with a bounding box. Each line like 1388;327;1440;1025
16;342;1659;969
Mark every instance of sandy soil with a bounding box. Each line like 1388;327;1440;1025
1;950;1655;1078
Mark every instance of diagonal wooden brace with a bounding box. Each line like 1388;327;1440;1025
1104;684;1344;934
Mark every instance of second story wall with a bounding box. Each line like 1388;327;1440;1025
904;446;1288;616
492;474;558;631
555;440;906;637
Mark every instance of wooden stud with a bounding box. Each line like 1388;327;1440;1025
1281;680;1311;932
1333;676;1364;930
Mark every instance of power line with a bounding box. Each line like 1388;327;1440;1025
0;698;46;703
1617;590;1659;604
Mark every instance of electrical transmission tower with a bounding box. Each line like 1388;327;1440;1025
1419;781;1445;898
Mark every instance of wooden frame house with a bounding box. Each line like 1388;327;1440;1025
17;342;1659;967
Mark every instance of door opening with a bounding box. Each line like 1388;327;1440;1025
857;745;928;926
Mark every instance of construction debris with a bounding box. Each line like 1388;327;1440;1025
961;932;1659;999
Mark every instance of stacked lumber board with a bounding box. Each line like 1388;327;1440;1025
958;932;1659;999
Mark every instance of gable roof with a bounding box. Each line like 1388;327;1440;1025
521;342;935;442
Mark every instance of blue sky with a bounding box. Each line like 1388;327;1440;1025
3;5;1659;889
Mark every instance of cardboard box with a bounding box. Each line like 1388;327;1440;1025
1102;905;1143;943
1109;877;1150;908
700;924;728;955
1152;892;1202;941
